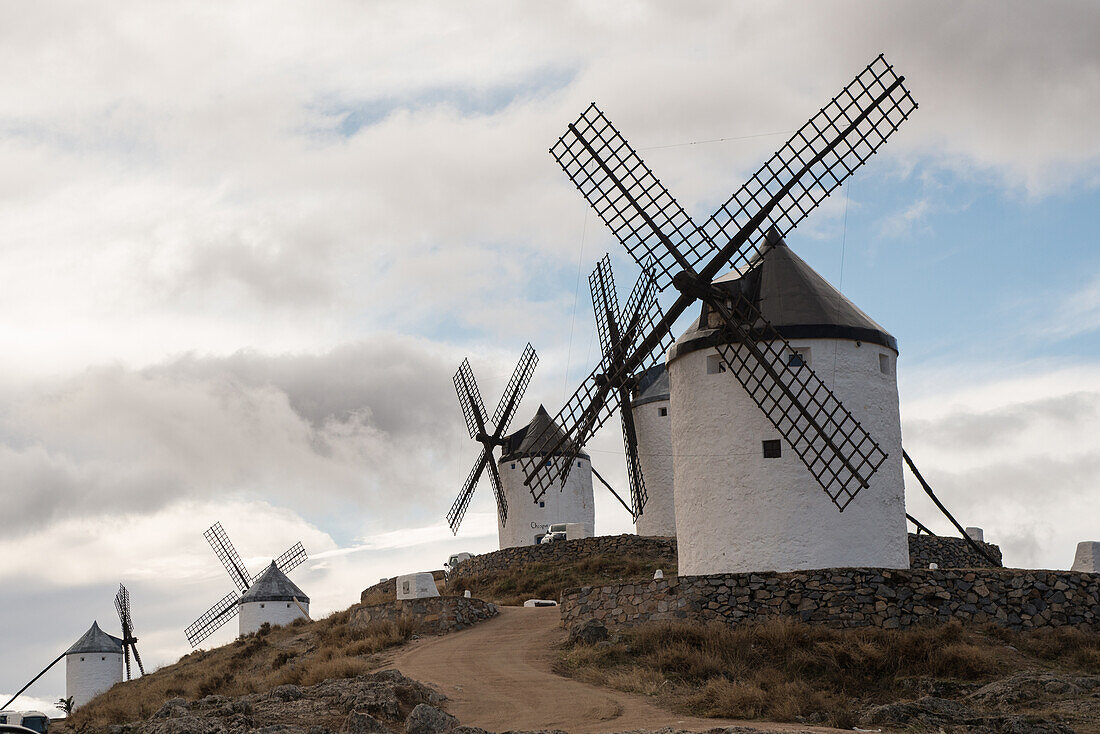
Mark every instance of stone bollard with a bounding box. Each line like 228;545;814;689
929;562;939;570
653;569;664;579
464;590;471;598
965;527;984;542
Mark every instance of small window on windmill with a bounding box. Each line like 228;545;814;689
402;580;411;595
788;348;810;368
260;603;265;608
762;440;782;459
287;603;291;608
539;501;545;508
658;406;668;417
511;463;516;469
706;354;727;374
879;353;891;375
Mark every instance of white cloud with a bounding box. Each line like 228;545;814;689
900;363;1100;569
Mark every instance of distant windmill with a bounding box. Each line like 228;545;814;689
3;582;142;712
184;522;308;647
447;343;538;535
114;583;145;680
579;254;669;521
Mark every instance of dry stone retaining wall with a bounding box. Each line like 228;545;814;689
908;533;1002;569
446;534;677;583
561;568;1100;632
349;596;497;634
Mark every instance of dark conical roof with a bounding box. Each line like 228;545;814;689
631;363;669;406
241;561;309;604
670;232;896;360
65;621;124;655
500;405;589;461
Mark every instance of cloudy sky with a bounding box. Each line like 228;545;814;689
2;0;1099;712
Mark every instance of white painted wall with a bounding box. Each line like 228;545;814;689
239;598;309;636
396;572;440;599
1071;541;1099;573
632;396;676;537
497;456;595;548
669;337;909;575
66;651;122;709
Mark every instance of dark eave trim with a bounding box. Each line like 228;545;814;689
668;323;898;362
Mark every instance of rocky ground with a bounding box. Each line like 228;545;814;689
53;666;1099;734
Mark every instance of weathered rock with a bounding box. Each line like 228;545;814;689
340;711;385;733
568;619;608;645
404;703;457;734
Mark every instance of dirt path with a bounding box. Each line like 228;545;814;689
384;605;842;733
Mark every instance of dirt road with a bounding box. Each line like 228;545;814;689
386;605;840;733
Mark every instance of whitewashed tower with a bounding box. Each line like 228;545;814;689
667;236;908;574
239;561;310;635
65;622;123;709
631;364;675;536
497;405;595;548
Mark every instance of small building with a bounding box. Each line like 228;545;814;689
238;561;310;636
65;621;123;709
1071;541;1100;573
630;363;675;537
496;405;595;548
667;234;909;575
396;572;440;600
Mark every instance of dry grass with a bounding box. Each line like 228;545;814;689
448;551;673;606
559;618;1100;724
66;611;419;729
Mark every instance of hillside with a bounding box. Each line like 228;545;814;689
61;606;418;730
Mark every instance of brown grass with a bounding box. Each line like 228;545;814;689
66;610;419;729
448;551;673;606
559;618;1100;724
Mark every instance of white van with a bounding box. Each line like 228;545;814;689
0;710;49;733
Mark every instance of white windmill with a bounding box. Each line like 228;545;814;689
525;55;919;575
185;522;309;647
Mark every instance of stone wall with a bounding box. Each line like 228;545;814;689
561;568;1100;632
360;570;445;605
446;534;677;584
349;596;497;635
909;534;1002;569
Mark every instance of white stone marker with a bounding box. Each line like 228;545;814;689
965;527;984;542
653;569;664;579
396;572;440;600
1071;541;1100;573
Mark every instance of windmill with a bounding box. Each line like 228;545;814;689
184;522;307;647
582;254;668;521
523;56;917;539
446;343;538;535
114;583;144;680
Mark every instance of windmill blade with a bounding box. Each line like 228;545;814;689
550;104;714;290
124;645;131;681
589;255;619;359
700;54;916;279
491;343;538;434
131;643;145;677
269;542;307;579
523;268;669;500
485;456;508;526
185;590;241;647
204;522;251;593
447;447;491;533
618;386;647;519
711;291;888;509
454;359;489;440
114;584;131;628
